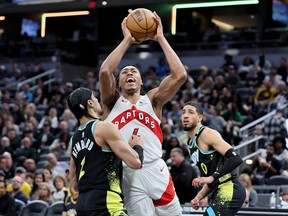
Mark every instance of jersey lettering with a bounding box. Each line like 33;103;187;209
79;156;86;180
72;138;94;158
112;106;155;130
190;148;199;164
200;163;208;175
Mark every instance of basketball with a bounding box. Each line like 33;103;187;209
126;8;157;42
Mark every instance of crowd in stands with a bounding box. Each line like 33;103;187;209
0;51;287;214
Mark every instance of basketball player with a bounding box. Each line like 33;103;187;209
68;87;144;216
182;101;245;216
99;12;187;216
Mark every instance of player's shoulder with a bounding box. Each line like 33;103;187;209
201;126;220;137
96;120;115;129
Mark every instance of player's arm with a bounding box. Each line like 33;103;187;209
191;184;211;210
69;156;78;193
97;122;143;169
201;128;243;182
148;12;187;109
99;17;135;115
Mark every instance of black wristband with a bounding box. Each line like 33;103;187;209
133;145;144;165
211;172;220;180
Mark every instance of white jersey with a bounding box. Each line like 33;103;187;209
105;95;162;163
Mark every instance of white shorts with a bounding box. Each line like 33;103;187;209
122;158;182;216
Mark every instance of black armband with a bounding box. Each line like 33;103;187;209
133;145;144;165
212;148;243;181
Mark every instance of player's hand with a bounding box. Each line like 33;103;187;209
191;197;200;210
192;176;214;187
121;17;139;44
128;134;144;148
151;12;163;41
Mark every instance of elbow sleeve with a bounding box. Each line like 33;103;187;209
212;148;243;180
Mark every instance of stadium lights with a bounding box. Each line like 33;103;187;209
16;0;74;5
41;11;90;37
0;16;5;21
211;18;234;30
171;0;259;35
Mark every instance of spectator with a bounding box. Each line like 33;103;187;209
196;76;214;103
37;182;53;205
163;137;181;162
2;152;15;180
60;109;77;136
225;65;241;89
221;102;244;145
0;136;14;157
251;144;282;185
23;158;37;173
156;57;169;78
51;175;69;202
50;131;70;158
179;76;197;106
272;136;288;174
279;187;288;209
255;53;272;76
238;56;254;80
42;165;55;191
239;173;258;207
24;103;42;123
1;116;20;136
221;54;237;73
277;57;287;83
167;101;182;130
254;80;276;104
213;74;227;95
9;175;28;204
0;180;16;216
25;172;35;188
15;137;38;162
35;120;55;149
0;156;7;178
23;129;38;149
82;71;98;92
170;147;199;204
196;65;210;85
7;166;31;199
262;108;287;143
0;170;5;181
30;170;45;200
47;153;69;177
272;80;288;109
33;86;48;106
202;106;227;136
62;185;78;216
6;128;21;152
10;103;25;126
19;84;34;102
219;87;233;105
246;66;264;88
263;67;282;90
242;189;251;208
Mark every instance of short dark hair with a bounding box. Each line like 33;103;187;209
68;87;92;120
116;65;142;88
183;101;203;115
171;147;184;156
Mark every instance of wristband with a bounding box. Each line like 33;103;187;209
133;145;144;165
211;172;220;180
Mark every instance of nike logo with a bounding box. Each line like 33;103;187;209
160;166;164;172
